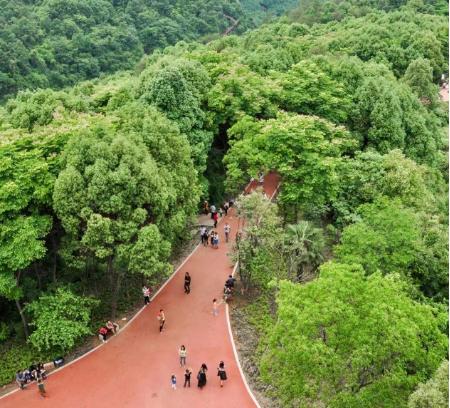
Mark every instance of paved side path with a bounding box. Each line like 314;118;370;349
1;173;279;408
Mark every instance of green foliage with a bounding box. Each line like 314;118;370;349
289;0;449;25
283;221;325;282
403;58;439;103
408;360;449;408
0;1;447;399
0;322;9;342
0;342;51;386
26;287;99;352
335;198;448;299
332;149;442;225
206;62;279;127
234;191;286;290
0;0;299;100
336;199;422;274
53;122;177;315
0;215;51;302
275;60;351;123
225;113;356;213
128;225;172;280
260;263;448;407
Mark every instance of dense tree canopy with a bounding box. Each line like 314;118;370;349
260;263;448;407
408;360;449;408
0;1;447;403
335;198;448;300
0;0;298;100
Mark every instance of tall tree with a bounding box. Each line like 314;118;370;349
53;124;172;317
260;262;448;407
283;221;324;282
225;112;357;216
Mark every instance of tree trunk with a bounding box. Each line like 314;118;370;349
51;234;57;283
15;299;29;338
34;264;42;290
15;270;29;338
108;256;120;319
111;273;122;320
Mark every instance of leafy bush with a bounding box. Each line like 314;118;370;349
0;342;51;386
26;288;99;353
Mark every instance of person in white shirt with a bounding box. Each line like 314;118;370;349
142;285;150;305
224;223;231;243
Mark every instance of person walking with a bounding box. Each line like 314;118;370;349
142;285;150;305
224;223;231;243
157;309;165;333
210;204;216;219
200;226;207;245
37;376;46;397
203;200;209;215
213;211;218;228
213;232;219;249
210;231;215;247
223;202;229;216
171;375;177;390
217;361;227;387
179;345;187;367
184;368;192;388
184;272;191;294
202;228;209;247
197;365;207;389
212;298;219;316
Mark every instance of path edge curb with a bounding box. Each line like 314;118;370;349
225;262;262;408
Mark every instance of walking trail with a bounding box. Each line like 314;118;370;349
0;173;279;408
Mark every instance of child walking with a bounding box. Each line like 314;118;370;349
171;374;177;390
213;298;219;316
158;309;165;333
217;361;227;387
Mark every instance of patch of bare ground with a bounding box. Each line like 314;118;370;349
228;288;282;408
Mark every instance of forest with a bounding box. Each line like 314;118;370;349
0;0;448;406
0;0;297;101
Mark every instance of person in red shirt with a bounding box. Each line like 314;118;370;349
213;211;218;228
98;327;108;343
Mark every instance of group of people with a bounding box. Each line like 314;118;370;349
16;362;47;396
200;222;231;248
203;201;233;225
98;320;120;343
200;226;219;248
170;353;227;390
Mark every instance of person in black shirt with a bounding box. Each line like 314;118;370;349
184;272;191;294
225;275;235;289
184;368;192;387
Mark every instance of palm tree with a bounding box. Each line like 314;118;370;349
283;221;324;282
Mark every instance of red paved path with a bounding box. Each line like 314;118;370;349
0;173;279;408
